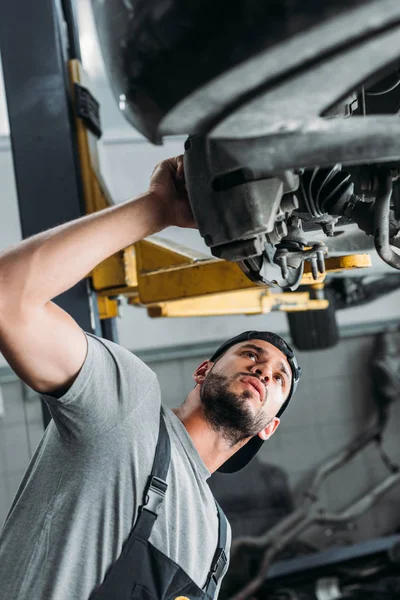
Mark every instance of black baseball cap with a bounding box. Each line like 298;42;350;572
209;331;302;473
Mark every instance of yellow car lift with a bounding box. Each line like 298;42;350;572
69;60;371;321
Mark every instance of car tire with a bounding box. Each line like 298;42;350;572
287;287;339;351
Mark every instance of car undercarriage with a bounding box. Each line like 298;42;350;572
93;0;400;294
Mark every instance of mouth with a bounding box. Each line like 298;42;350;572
240;376;265;402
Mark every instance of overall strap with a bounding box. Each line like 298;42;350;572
133;410;171;540
204;501;228;597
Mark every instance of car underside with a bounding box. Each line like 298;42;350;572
92;0;400;294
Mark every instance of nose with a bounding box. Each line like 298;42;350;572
251;363;272;382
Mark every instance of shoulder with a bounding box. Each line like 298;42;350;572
86;333;157;382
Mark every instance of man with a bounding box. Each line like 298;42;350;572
0;156;301;600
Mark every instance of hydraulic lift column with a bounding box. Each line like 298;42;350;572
0;0;118;424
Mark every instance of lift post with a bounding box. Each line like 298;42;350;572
0;0;118;425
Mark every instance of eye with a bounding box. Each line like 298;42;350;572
274;373;284;385
243;351;257;361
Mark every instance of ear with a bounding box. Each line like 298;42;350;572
257;417;280;441
193;360;213;385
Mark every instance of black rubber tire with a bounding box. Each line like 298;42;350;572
93;0;367;141
287;287;339;351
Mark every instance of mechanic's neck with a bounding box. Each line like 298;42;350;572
172;389;249;473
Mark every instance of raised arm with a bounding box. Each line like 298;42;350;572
0;156;194;394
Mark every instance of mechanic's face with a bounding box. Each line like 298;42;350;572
195;340;292;446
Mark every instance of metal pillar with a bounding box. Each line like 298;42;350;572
0;0;117;425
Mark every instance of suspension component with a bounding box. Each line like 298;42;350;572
299;164;400;271
374;169;400;270
300;165;354;222
239;217;327;290
274;241;327;284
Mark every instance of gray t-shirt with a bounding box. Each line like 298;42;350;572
0;334;230;600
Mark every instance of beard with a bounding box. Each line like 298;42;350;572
200;369;272;446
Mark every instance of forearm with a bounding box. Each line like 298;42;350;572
0;192;165;309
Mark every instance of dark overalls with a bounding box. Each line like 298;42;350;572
90;412;228;600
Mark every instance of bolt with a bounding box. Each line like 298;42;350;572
289;216;302;230
280;258;289;281
274;221;288;240
322;221;335;237
311;257;318;280
276;250;289;280
317;250;325;273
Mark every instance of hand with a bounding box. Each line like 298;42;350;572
149;155;197;230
